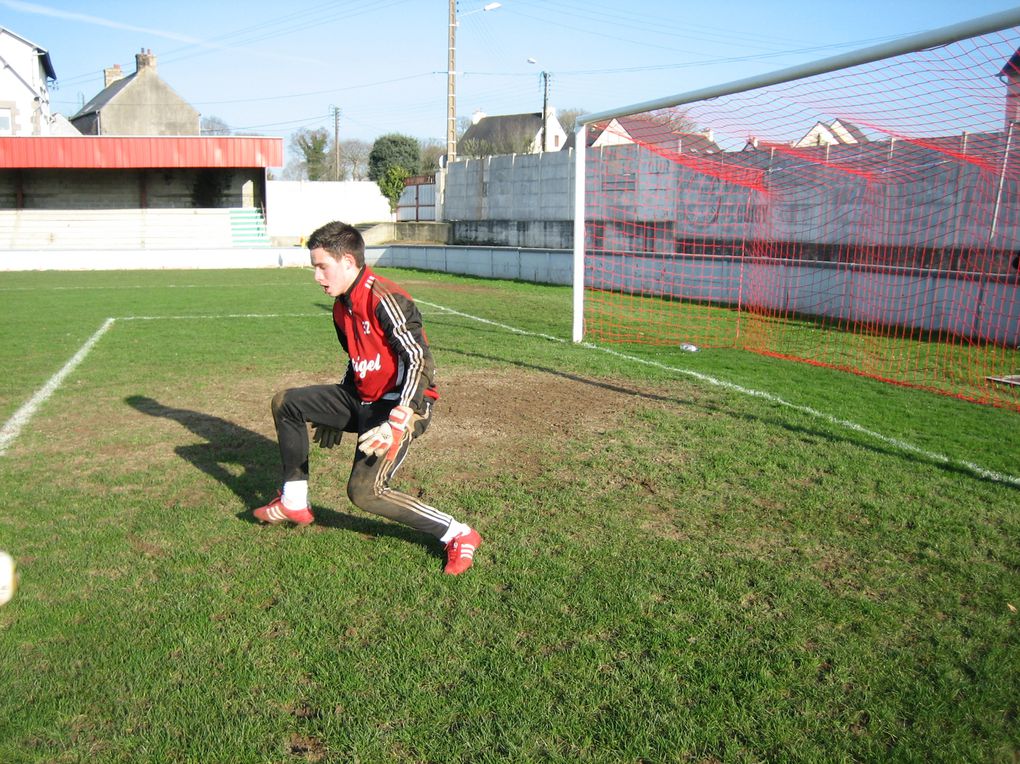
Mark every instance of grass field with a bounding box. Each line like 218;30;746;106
1;266;1018;763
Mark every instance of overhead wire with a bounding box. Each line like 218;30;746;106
34;0;964;148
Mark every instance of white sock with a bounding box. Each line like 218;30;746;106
281;480;308;510
439;520;471;545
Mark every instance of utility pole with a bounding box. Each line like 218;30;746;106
447;2;500;164
528;59;552;152
542;71;550;152
447;0;457;164
331;105;341;181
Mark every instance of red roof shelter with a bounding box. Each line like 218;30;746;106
0;135;282;169
0;135;284;214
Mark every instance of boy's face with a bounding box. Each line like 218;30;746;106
310;248;357;297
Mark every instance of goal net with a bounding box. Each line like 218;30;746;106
574;12;1020;409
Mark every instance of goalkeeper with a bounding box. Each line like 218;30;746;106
253;221;482;575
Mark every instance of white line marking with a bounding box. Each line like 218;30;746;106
0;318;115;456
0;312;322;456
418;301;564;343
0;282;305;293
3;302;1015;488
418;300;1020;489
119;313;322;321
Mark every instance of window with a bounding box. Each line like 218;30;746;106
0;108;12;135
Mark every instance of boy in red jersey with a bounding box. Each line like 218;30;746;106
253;221;481;575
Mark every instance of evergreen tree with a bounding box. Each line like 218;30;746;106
368;134;421;182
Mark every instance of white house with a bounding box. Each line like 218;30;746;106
792;118;869;148
565;115;720;154
0;27;58;136
458;110;567;157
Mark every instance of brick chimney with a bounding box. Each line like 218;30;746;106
103;63;124;88
135;48;156;73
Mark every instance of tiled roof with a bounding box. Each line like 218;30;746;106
72;75;135;118
460;113;543;145
565;114;719;154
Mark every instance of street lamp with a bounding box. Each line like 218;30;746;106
528;58;551;152
447;1;501;163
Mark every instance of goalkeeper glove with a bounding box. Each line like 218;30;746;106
357;405;414;461
312;422;342;449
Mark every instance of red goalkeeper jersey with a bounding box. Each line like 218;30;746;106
332;266;438;412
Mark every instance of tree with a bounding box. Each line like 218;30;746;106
556;107;588;135
647;106;698;133
418;138;445;172
280;157;308;180
290;127;331;181
338;139;371;181
200;115;231;136
368;134;421;182
378;165;410;213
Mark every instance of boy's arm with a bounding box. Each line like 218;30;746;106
376;292;436;414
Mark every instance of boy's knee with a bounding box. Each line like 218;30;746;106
270;389;289;417
347;473;381;508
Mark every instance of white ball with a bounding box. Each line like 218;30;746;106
0;551;17;606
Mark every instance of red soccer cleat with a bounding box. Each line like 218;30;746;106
444;528;482;575
253;492;314;526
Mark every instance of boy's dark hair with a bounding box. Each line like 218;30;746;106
306;221;366;267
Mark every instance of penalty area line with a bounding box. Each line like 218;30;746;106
0;312;322;457
118;312;323;321
419;300;1020;489
0;318;115;457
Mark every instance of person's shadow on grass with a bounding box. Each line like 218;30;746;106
124;395;435;550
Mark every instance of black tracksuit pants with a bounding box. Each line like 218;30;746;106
270;383;454;538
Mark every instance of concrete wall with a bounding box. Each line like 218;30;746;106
588;252;1020;346
451;220;572;248
439;140;1020;257
0;242;570;282
370;244;572;285
444;151;574;223
0;208;270;250
361;222;451;245
0;245;308;271
1;242;1014;345
266;180;392;245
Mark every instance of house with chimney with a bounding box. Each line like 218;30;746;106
1;41;283;252
70;49;199;136
0;27;58;136
458;110;567;158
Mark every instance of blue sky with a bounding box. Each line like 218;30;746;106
4;0;1020;162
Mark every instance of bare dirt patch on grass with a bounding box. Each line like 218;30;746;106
30;364;708;529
